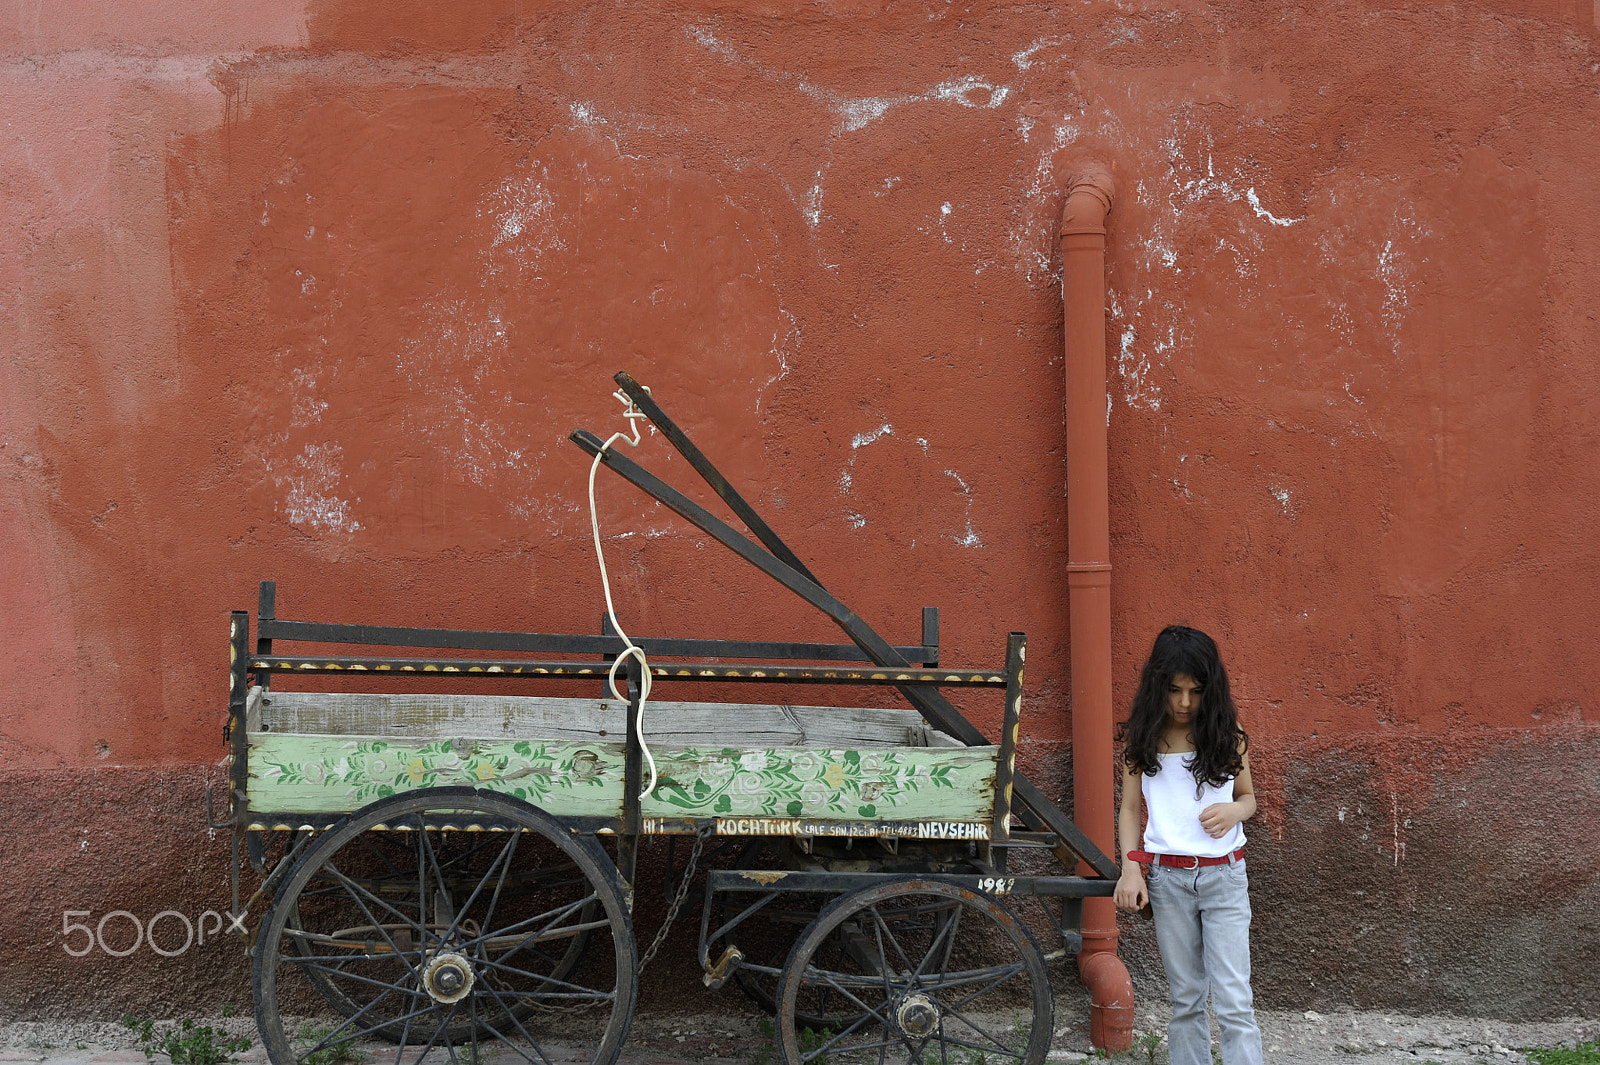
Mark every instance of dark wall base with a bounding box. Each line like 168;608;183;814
2;728;1596;1020
1115;726;1600;1020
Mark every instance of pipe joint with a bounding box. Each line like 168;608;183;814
1061;162;1116;236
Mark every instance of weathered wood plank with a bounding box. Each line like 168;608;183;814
246;686;263;733
245;732;997;825
255;692;936;749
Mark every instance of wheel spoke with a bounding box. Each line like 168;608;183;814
941;962;1028;1009
472;972;558;1065
804;969;895;1029
915;907;960;981
286;959;422;993
463;894;600;964
477;830;521;943
414;820;455;945
297;999;443;1062
356;833;409;881
924;1030;1027;1061
400;1001;461;1065
867;905;921;983
318;862;428;983
434;831;521;948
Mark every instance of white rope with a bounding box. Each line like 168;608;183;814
587;385;657;799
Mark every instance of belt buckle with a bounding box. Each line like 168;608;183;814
1167;854;1198;869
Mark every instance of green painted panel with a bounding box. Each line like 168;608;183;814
247;734;998;825
247;734;627;817
639;746;996;822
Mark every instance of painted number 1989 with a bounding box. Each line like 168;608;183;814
977;877;1016;896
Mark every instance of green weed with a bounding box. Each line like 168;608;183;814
1526;1040;1600;1065
122;1015;251;1065
796;1027;833;1065
295;1025;368;1065
1135;1030;1164;1064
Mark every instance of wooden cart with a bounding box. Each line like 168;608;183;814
216;378;1118;1065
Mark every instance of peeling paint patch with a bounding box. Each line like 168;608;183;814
1013;35;1070;71
280;442;362;535
481;162;567;268
1268;481;1299;520
852;424;894;449
1247;186;1303;227
1115;321;1162;412
1010;115;1082;283
943;469;983;548
686;25;1010;140
803;171;825;227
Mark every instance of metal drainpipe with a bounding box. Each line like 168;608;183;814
1060;162;1135;1054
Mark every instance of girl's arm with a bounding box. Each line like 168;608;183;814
1199;747;1257;838
1113;762;1149;912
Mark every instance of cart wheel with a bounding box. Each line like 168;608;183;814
774;879;1052;1065
253;788;636;1065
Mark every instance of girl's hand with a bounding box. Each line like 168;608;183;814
1199;801;1244;838
1113;865;1148;912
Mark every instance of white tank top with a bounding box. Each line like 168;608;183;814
1141;751;1246;858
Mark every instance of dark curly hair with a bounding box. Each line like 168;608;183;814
1119;625;1247;795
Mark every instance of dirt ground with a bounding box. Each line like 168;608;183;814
2;996;1595;1065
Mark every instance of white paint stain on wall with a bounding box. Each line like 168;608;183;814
944;468;983;548
1267;480;1299;520
481;161;567;271
1012;36;1070;72
852;424;894;449
1247;186;1303;226
280;442;362;534
1377;239;1409;328
686;25;1011;230
1112;297;1162;411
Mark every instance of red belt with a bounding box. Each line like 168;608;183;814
1127;847;1245;869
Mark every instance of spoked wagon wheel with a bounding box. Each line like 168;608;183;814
774;879;1052;1065
253;788;637;1065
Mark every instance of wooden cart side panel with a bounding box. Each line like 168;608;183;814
638;746;997;822
246;733;998;826
247;734;629;818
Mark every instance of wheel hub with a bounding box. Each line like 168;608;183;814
895;992;939;1037
422;951;475;1004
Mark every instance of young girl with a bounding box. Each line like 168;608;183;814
1113;625;1262;1065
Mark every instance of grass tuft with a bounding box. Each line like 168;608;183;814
1526;1040;1600;1065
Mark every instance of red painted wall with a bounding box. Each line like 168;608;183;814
2;0;1597;1019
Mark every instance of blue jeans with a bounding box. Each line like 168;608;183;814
1146;858;1263;1065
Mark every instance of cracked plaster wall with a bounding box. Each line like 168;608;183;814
1;0;1598;1019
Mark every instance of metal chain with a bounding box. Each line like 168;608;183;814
637;827;708;977
530;828;709;1013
